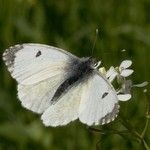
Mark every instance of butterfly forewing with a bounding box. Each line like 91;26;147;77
3;43;79;114
3;43;78;85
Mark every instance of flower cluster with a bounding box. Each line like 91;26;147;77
99;60;148;101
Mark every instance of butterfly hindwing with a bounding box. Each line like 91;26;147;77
17;73;67;114
41;82;86;126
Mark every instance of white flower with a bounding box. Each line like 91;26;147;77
105;66;117;83
119;60;134;77
99;67;107;75
106;60;134;83
99;60;148;102
102;60;134;101
117;80;148;101
117;79;132;101
117;94;132;101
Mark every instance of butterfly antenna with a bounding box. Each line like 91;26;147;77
91;28;99;56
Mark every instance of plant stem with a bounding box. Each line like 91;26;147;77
141;118;149;139
142;139;150;150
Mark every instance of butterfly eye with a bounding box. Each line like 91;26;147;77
93;61;101;68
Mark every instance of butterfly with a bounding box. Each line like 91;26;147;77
3;43;119;126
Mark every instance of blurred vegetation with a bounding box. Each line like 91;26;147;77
0;0;150;149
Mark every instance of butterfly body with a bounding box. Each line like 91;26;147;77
51;57;98;103
3;43;119;126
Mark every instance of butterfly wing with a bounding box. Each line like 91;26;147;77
3;43;78;85
79;72;119;126
41;72;119;126
3;43;79;113
41;82;87;126
17;74;66;114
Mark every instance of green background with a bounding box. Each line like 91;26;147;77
0;0;150;149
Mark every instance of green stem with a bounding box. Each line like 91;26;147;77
141;118;149;139
141;92;150;150
142;139;150;150
89;127;129;135
119;116;142;143
120;91;150;149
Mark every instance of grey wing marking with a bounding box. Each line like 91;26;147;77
99;103;120;124
3;44;23;73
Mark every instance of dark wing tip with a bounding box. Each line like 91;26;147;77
99;103;120;125
3;44;23;72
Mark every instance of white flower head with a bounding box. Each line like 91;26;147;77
117;94;132;101
99;59;147;102
105;60;134;84
105;60;134;101
99;67;107;75
119;60;134;77
117;80;148;101
106;66;117;82
117;79;132;101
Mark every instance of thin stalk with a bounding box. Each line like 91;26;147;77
141;118;149;139
142;139;150;150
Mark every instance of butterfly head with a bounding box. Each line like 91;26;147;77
87;57;101;69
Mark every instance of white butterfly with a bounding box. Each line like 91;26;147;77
3;43;119;126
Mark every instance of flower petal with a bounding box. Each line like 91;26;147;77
108;73;118;82
106;66;116;78
117;94;131;101
120;60;132;69
120;69;134;77
106;66;118;82
133;81;149;87
99;67;107;75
